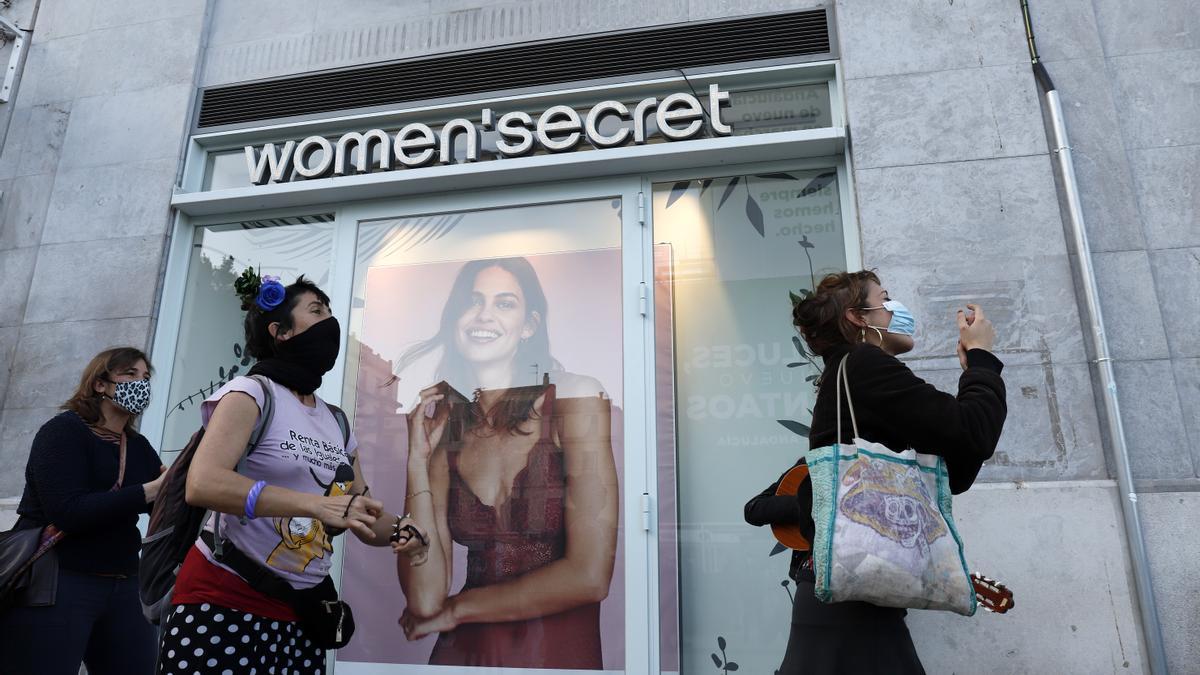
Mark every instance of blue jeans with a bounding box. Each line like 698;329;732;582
0;569;158;675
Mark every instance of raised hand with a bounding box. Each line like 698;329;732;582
407;385;451;465
956;303;995;366
390;514;430;566
143;464;169;503
312;493;383;539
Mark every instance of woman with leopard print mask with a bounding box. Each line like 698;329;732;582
1;347;167;674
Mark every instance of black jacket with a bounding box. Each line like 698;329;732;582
744;343;1007;582
15;411;163;576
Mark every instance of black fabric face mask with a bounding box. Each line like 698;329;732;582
249;316;341;395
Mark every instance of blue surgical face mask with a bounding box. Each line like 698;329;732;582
861;300;916;337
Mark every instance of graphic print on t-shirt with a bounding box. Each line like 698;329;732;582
267;462;356;573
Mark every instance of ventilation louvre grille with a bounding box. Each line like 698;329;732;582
197;10;831;128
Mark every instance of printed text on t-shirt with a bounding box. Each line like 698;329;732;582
282;429;346;470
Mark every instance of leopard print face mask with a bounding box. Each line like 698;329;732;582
108;378;152;416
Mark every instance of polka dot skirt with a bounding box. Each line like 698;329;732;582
157;603;324;675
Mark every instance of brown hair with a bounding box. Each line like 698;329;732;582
792;270;880;356
62;347;152;430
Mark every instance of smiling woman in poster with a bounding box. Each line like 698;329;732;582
392;256;619;669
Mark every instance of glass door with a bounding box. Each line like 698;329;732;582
333;178;649;674
648;166;857;674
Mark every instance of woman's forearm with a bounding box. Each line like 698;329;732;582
185;463;317;519
451;554;612;625
397;461;451;616
43;484;148;533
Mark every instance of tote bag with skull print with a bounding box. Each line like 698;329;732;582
806;355;976;616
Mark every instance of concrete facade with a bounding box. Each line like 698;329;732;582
0;1;1195;672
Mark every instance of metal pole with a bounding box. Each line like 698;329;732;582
1021;2;1170;672
0;2;39;153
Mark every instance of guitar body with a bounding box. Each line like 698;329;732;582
770;463;811;552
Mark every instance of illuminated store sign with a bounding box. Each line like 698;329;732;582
245;84;732;184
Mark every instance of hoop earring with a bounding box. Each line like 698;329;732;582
870;326;885;346
859;327;866;343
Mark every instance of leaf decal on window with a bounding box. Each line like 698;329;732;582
746;193;765;237
777;419;810;437
666;180;691;208
717;176;741;209
799;171;837;197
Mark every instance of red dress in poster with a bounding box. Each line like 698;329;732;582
427;385;605;667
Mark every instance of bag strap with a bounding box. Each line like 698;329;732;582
41;424;128;555
214;374;276;557
325;403;350;448
113;432;128;490
200;530;297;604
834;354;861;443
244;374;276;460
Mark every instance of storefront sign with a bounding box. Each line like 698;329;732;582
245;84;732;185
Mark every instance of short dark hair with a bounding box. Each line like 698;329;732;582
63;347;153;430
792;270;880;356
242;275;331;360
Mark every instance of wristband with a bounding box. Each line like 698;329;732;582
343;494;358;518
244;480;267;520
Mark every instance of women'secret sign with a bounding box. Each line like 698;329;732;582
245;84;733;185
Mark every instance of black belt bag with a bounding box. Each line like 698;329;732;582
201;531;355;649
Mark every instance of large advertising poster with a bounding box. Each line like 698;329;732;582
339;249;625;673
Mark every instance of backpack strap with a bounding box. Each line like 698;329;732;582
325;403;350;449
244;374;276;461
214;374;276;557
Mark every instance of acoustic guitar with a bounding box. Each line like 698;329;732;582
770;463;1015;614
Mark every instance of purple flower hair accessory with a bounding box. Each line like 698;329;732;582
255;277;286;311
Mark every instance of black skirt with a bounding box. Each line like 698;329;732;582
778;582;925;675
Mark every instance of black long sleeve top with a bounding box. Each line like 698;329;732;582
14;411;163;576
745;343;1007;582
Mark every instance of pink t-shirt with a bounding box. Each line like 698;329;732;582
197;375;358;589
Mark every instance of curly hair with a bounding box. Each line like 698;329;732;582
792;270;880;356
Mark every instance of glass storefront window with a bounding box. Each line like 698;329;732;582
161;107;853;672
652;168;848;673
159;215;336;453
338;197;628;671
